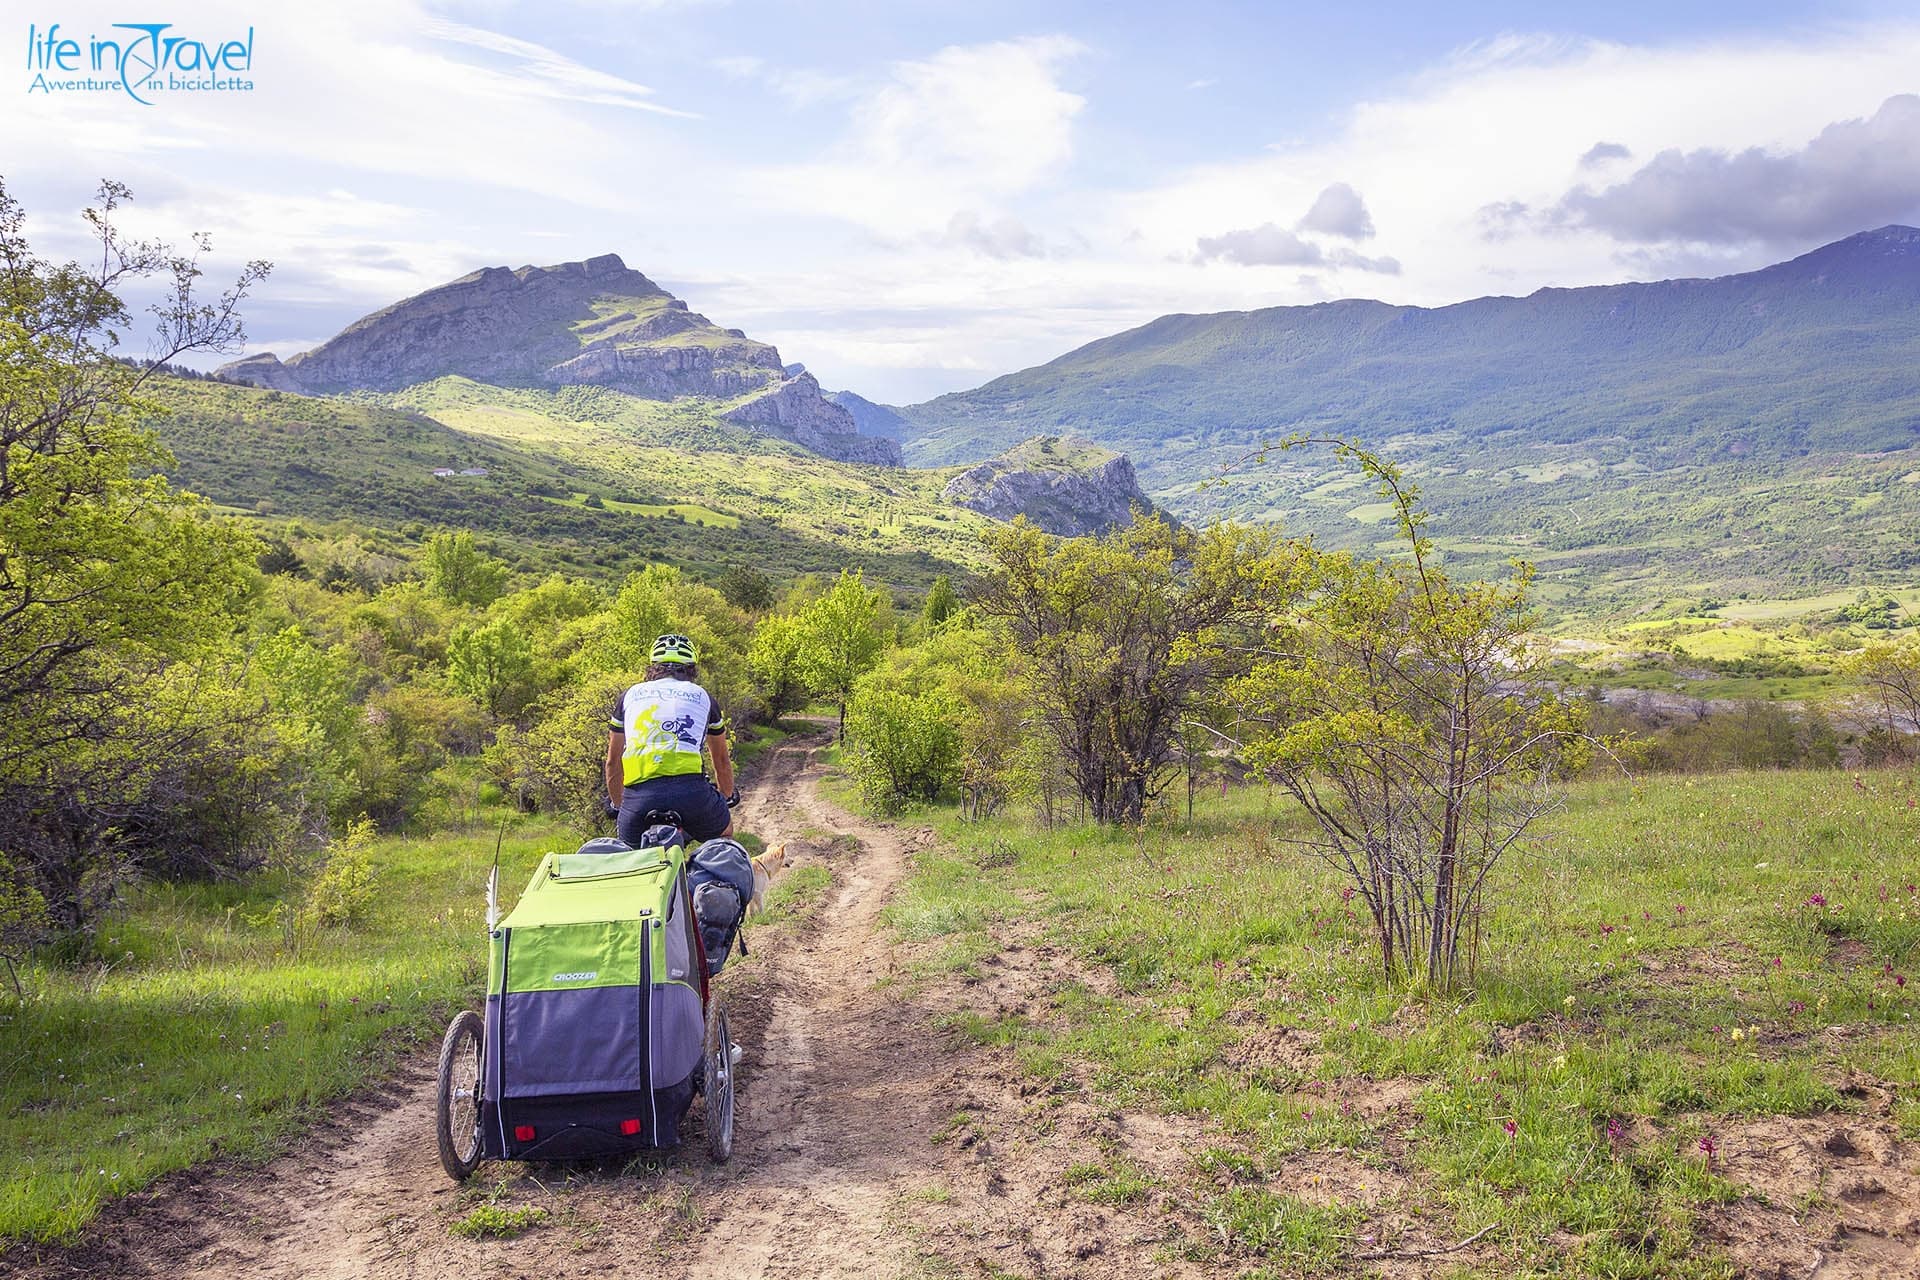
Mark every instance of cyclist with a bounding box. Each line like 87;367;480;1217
605;634;737;845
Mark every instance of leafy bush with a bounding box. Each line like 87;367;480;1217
300;817;380;929
844;685;961;810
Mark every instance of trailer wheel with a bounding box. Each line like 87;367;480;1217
436;1010;485;1181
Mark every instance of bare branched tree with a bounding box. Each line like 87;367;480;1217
1222;440;1589;989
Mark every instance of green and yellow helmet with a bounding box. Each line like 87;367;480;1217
649;633;699;665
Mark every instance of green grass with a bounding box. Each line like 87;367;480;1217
1203;1188;1360;1271
449;1203;548;1238
885;768;1920;1278
0;817;567;1245
754;864;831;925
1061;1157;1155;1204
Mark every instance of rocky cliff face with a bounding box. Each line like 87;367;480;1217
722;372;903;466
217;254;898;465
217;351;307;392
943;436;1150;536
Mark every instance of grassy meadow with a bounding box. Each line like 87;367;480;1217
878;768;1920;1277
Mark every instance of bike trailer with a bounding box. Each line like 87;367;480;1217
479;839;706;1159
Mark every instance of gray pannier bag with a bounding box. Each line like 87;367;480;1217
687;838;755;975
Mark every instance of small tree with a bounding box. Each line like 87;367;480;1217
794;569;888;734
1850;640;1920;737
843;685;962;811
421;530;509;606
975;514;1295;825
1227;443;1586;989
717;564;774;613
922;574;960;629
0;177;270;935
447;618;536;721
746;612;812;721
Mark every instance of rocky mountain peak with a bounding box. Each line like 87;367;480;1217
944;435;1150;536
215;254;899;465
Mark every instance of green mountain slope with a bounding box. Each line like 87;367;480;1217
148;376;983;589
897;226;1920;606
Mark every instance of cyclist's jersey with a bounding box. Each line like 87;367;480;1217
608;677;727;786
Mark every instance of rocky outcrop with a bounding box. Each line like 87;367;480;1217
944;436;1150;536
218;351;308;393
547;340;785;398
263;255;691;392
215;253;902;465
214;254;788;401
721;372;903;466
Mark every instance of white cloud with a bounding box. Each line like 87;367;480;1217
1195;222;1323;266
1551;94;1920;245
1117;22;1920;309
19;7;1920;404
1297;182;1375;239
710;54;854;107
758;35;1086;232
939;211;1049;260
421;20;697;116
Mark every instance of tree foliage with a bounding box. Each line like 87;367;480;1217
0;177;272;933
421;530;509;607
922;573;960;629
447;618;536;721
843;685;962;812
1849;638;1920;735
975;514;1295;825
792;568;889;733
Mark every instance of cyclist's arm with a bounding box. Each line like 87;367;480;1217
708;730;734;797
604;731;624;803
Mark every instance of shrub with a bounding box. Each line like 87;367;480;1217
0;853;49;998
300;817;379;929
844;685;961;811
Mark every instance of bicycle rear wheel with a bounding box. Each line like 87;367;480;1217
702;1000;734;1163
436;1010;484;1181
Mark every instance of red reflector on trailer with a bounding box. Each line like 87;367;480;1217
619;1118;641;1136
513;1125;535;1142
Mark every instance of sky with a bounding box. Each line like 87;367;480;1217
7;0;1920;403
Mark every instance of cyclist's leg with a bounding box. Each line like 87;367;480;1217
680;778;734;841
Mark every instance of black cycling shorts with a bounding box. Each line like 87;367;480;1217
617;773;731;844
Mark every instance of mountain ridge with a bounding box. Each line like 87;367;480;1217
898;224;1920;469
892;225;1920;606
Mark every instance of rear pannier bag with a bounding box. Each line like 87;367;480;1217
687;838;755;975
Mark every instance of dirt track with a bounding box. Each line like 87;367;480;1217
20;725;1209;1280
